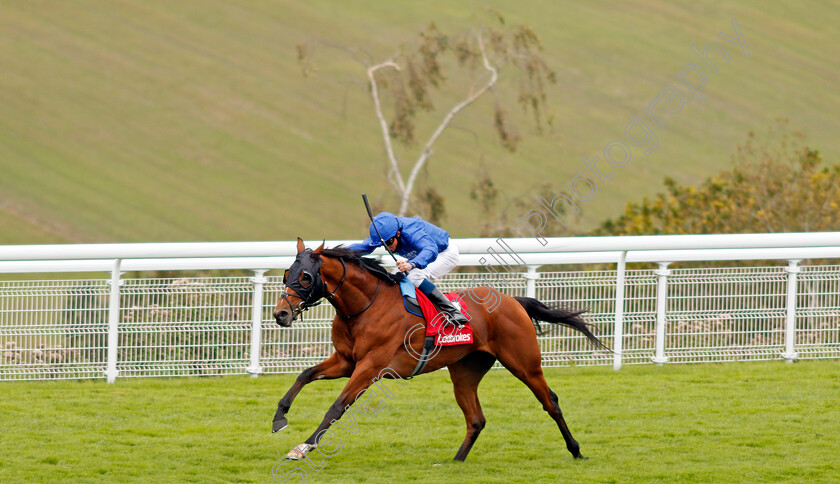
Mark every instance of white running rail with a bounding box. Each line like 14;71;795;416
1;233;839;382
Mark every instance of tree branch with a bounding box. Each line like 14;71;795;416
398;33;498;216
367;60;405;195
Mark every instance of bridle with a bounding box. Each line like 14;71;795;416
280;254;381;321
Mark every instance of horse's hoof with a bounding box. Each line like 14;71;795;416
574;454;589;460
286;443;315;460
272;417;288;433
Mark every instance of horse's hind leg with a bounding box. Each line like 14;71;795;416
496;344;586;459
448;351;496;462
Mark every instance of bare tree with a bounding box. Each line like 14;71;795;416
298;12;556;216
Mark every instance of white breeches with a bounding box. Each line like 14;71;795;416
406;244;460;286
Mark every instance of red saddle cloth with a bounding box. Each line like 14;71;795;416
415;290;473;346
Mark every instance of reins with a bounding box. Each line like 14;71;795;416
324;257;381;319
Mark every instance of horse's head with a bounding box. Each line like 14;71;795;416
273;238;327;327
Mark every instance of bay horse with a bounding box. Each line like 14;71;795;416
272;238;607;462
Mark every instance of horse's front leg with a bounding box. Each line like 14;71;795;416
273;352;354;432
284;359;389;460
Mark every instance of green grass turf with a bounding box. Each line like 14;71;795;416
0;1;838;244
1;360;838;483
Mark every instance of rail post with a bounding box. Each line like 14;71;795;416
652;262;671;365
782;259;801;363
525;265;540;299
247;270;268;377
105;259;122;384
613;251;627;370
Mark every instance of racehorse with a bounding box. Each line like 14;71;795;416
272;238;608;462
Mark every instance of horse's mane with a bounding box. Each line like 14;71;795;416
321;247;401;286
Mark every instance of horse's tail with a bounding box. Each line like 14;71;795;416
513;296;610;351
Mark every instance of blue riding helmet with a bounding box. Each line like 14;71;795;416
369;212;400;242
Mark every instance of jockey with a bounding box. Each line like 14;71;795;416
347;212;468;326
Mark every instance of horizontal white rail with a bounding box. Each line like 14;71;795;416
0;257;297;274
455;232;840;253
1;235;839;383
3;232;840;262
4;246;840;274
0;241;301;262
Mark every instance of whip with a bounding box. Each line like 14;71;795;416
361;194;398;264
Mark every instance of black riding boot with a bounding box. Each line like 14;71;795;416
420;282;468;326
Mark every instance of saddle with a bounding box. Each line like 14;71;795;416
399;279;473;346
399;279;423;317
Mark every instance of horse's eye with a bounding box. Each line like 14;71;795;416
300;272;313;288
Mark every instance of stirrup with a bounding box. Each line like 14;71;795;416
442;312;467;330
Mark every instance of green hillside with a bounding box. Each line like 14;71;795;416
1;1;838;244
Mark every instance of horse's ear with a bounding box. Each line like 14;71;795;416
313;241;325;255
296;238;305;254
